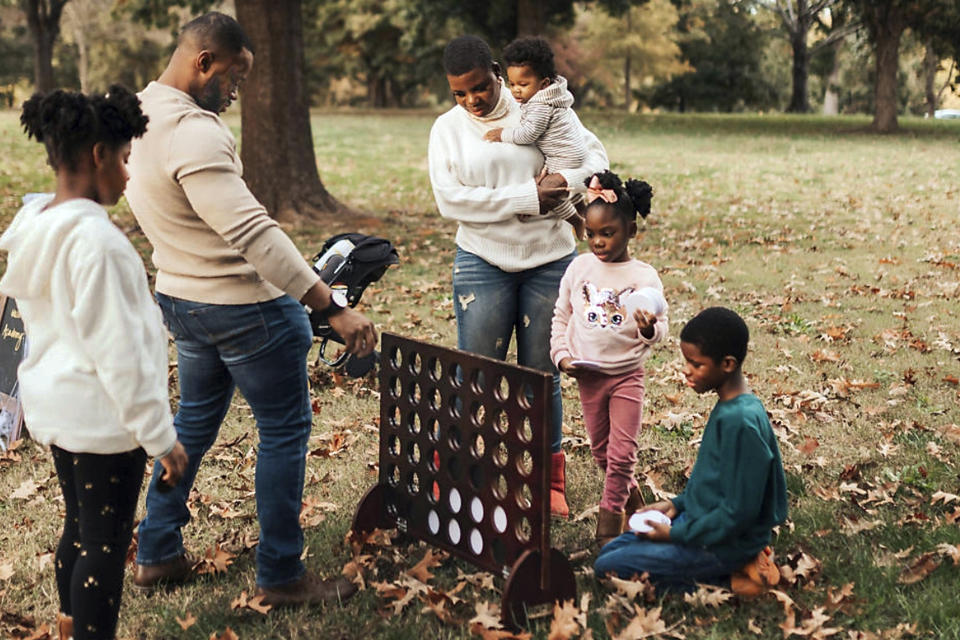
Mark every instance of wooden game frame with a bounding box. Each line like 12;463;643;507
0;295;26;450
352;332;575;627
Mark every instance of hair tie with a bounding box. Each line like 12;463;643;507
586;174;617;204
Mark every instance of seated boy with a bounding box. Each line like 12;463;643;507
594;307;787;596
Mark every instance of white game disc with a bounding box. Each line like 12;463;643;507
628;510;672;533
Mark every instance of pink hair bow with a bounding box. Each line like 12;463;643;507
586;175;617;204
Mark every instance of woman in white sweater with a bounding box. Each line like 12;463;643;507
429;36;608;517
0;86;187;640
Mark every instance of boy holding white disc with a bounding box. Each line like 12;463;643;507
594;307;787;597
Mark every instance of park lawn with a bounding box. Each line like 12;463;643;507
0;109;959;639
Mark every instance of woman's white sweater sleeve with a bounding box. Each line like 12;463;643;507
70;249;177;458
428;121;540;223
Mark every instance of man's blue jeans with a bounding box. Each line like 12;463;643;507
452;247;575;452
593;514;744;592
137;293;313;588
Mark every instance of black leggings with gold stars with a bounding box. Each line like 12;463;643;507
51;446;146;640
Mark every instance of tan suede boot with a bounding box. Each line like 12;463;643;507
549;452;570;518
56;613;73;640
595;507;625;548
623;485;644;528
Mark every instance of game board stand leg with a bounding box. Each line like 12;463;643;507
500;548;577;629
351;484;394;537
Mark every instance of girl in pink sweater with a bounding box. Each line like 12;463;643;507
550;170;668;546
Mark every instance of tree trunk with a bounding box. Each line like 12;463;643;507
866;3;906;133
822;37;843;115
787;29;810;113
234;0;344;221
624;10;631;112
921;39;938;118
23;0;68;93
516;0;545;36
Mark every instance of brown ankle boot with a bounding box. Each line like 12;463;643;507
549;452;570;518
595;507;625;547
623;485;644;527
56;613;73;640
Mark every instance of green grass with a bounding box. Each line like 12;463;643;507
1;109;960;639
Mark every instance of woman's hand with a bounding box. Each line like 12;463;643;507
483;128;503;142
536;170;568;215
634;309;657;339
159;441;188;490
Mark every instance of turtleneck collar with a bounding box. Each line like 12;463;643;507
464;78;513;123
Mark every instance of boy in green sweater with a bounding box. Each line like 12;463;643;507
594;307;787;596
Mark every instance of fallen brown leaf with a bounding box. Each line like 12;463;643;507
406;549;447;583
176;612;197;631
897;552;941;584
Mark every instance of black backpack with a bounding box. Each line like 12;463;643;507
309;233;399;374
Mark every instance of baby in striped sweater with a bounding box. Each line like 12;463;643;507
484;36;587;237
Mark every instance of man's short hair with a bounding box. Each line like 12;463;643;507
180;11;255;55
680;307;749;366
443;35;494;76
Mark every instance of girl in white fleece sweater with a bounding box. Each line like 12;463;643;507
0;86;186;640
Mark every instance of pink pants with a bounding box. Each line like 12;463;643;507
578;367;645;512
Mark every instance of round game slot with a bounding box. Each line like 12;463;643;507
447;425;462;451
470;401;486;428
428;356;442;382
449;487;462;513
407;471;421;496
428;509;440;535
492;474;508;500
427;447;439;472
447;394;462;420
448;519;461;545
515;517;532;543
468;463;484;491
408;411;422;434
426;387;441;412
491;537;506;564
492;409;509;435
492;441;509;468
470;433;486;459
408;381;422;406
469;528;484;555
447;362;464;389
516;450;533;477
427;418;441;443
388;345;402;371
494;375;511;403
409;351;423;376
388;375;401;400
469;369;486;394
518;417;533;443
387;464;400;488
515;483;533;510
447;454;464;481
407;441;421;465
492;506;507;534
387;404;400;430
470;496;484;523
518;381;535;410
387;434;401;458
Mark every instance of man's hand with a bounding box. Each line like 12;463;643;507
328;307;378;358
536;171;568;215
483;128;503;142
159;441;188;489
645;499;678;519
644;520;672;542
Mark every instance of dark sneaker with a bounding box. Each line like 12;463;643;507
133;553;195;593
256;572;358;608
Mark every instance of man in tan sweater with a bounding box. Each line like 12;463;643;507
125;12;374;607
